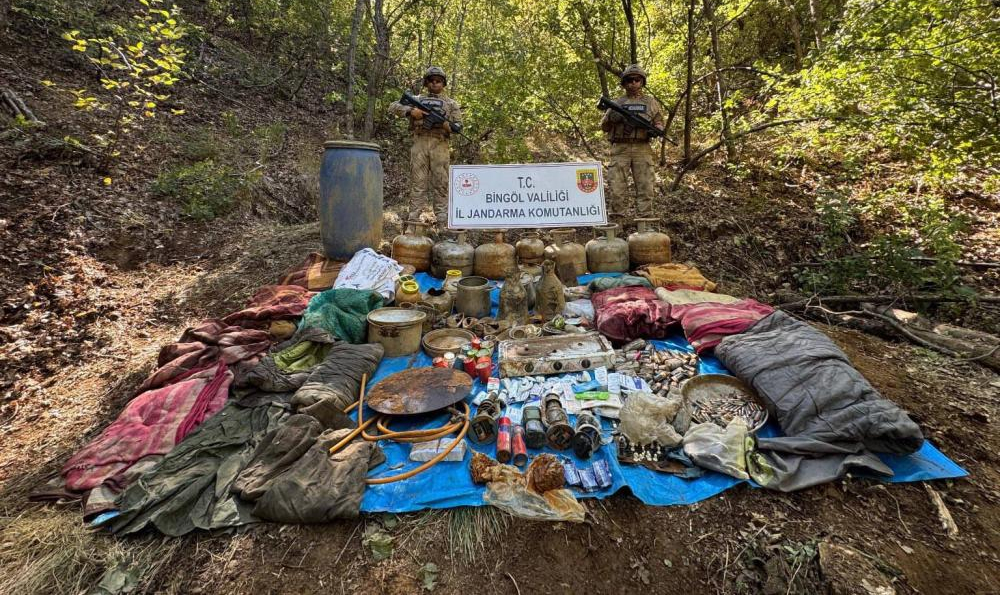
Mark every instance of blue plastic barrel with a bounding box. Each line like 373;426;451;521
319;140;383;259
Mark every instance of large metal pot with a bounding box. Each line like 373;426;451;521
586;224;629;273
367;307;427;357
391;221;434;272
455;276;493;318
431;230;475;278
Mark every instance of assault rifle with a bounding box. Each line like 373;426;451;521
399;90;466;137
597;96;666;138
597;95;678;165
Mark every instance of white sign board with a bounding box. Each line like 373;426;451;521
448;162;606;229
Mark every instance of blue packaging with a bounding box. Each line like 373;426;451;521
579;466;598;492
562;458;582;486
593;459;612;489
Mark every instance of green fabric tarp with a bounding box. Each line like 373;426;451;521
298;288;383;343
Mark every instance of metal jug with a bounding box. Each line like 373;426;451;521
391;221;434;272
497;265;528;324
586;224;629;273
474;230;516;280
431;230;475;278
628;217;672;267
455;276;492;319
534;260;566;318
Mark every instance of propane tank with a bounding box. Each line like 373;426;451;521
391;221;434;272
628;217;672;267
431;229;475;278
473;230;516;280
552;230;587;282
515;231;545;267
586;224;629;273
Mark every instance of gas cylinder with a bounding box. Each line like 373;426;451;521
431;230;475;278
549;231;587;282
586;224;629;273
628;217;672;267
474;230;516;280
543;229;567;262
391;221;433;272
515;231;545;266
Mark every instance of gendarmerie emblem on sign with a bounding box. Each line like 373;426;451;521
576;168;598;193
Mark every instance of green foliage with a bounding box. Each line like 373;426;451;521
797;187;969;294
52;0;192;159
151;159;252;220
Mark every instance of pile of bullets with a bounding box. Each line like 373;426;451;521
614;339;699;398
692;392;767;430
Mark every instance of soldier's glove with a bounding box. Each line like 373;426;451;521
410;108;426;120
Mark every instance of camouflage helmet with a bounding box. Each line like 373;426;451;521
620;64;648;85
423;66;448;85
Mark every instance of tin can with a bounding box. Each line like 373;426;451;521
432;356;447;368
476;361;491;383
496;417;512;463
471;337;482;350
453;353;466;370
511;425;527;466
443;352;456;366
476;348;492;359
464;356;478;376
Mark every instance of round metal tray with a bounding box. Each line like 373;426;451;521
681;373;768;433
366;367;473;415
422;328;476;357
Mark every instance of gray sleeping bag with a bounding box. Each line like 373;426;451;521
715;310;924;491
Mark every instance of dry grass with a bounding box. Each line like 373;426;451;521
447;506;510;563
0;509;183;595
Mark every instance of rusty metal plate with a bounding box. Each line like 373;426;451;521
366;367;473;415
498;332;617;377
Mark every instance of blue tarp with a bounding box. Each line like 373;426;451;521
358;273;966;513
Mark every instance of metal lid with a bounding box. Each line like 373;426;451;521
323;140;381;151
367;307;426;325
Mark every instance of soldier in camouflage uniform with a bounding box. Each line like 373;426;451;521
600;64;663;219
389;66;463;227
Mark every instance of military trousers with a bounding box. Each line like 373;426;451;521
606;141;656;217
409;134;451;224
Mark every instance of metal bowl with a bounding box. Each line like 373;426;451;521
681;373;769;433
422;328;476;357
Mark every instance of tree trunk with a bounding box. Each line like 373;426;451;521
683;0;696;164
344;0;366;138
781;0;804;70
364;0;390;140
808;0;823;51
622;0;638;64
0;0;11;35
450;0;469;95
574;2;611;97
702;0;736;162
